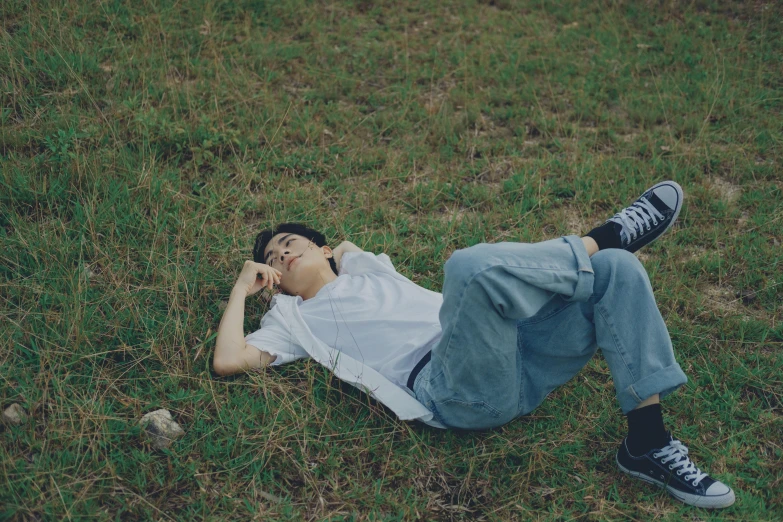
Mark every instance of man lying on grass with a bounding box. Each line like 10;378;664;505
214;181;735;509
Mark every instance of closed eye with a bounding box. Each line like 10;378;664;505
266;239;294;263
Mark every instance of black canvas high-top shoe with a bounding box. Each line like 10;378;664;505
602;181;684;253
616;433;735;508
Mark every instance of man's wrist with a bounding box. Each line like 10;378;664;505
231;285;248;300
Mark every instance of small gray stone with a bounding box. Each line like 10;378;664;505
139;409;185;450
2;403;28;426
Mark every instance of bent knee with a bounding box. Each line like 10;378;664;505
591;248;643;272
591;248;650;287
444;244;489;279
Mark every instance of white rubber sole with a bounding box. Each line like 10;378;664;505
617;456;736;509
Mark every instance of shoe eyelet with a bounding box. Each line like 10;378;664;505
669;465;674;470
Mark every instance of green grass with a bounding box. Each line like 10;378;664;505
1;0;781;519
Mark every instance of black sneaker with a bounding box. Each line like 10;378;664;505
606;181;684;253
616;434;735;509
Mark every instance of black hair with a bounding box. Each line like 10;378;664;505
252;223;338;296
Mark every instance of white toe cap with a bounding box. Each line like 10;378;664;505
705;481;732;496
653;185;680;209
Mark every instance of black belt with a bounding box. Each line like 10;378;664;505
406;351;432;391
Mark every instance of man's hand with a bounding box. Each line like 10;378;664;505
234;261;281;297
332;241;364;272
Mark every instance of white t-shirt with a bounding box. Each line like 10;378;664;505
245;252;444;388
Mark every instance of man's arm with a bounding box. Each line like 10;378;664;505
333;241;364;272
214;263;278;376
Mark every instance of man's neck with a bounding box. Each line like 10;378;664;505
299;270;339;301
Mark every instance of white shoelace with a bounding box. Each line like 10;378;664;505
654;439;708;486
608;196;664;245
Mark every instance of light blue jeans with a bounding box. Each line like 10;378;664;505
413;235;688;430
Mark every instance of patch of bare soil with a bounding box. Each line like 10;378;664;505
556;206;603;236
699;284;770;324
710;176;742;204
636;251;652;263
436;206;472;225
562;206;587;236
419;78;457;116
703;284;743;316
466;161;514;189
677;245;708;263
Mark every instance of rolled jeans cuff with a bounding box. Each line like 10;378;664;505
620;363;688;414
562;235;595;303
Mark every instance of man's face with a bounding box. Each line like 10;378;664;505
262;233;333;296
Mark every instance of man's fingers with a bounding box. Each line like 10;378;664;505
246;261;281;292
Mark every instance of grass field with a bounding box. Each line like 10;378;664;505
1;0;782;520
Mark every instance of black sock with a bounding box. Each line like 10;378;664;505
585;221;623;250
625;403;669;457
